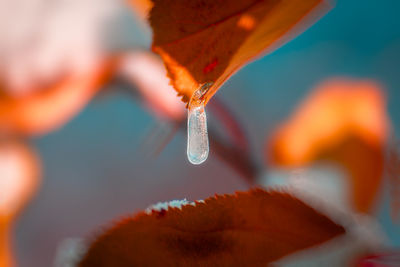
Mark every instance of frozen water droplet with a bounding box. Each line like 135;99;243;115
187;83;212;165
187;104;209;164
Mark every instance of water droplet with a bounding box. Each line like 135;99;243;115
187;83;212;165
187;104;208;164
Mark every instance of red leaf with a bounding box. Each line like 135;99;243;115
79;189;345;266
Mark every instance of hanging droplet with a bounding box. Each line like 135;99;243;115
187;104;208;164
187;83;213;165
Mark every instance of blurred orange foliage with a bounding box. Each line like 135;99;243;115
0;58;118;136
79;189;344;266
149;0;330;104
0;141;40;267
129;0;153;19
267;79;389;213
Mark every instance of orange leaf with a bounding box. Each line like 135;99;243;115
150;0;330;104
0;57;119;136
0;140;40;267
79;189;344;266
130;0;153;19
266;78;389;213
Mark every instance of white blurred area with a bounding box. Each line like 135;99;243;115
261;164;352;214
0;0;126;96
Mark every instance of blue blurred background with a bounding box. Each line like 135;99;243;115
13;0;399;266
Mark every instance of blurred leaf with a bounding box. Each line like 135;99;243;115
79;189;344;266
356;252;400;267
0;58;118;136
0;140;40;267
149;0;330;104
119;51;185;121
0;217;11;267
129;0;153;19
0;140;40;218
267;79;389;213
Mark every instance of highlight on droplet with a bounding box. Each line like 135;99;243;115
187;83;213;165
